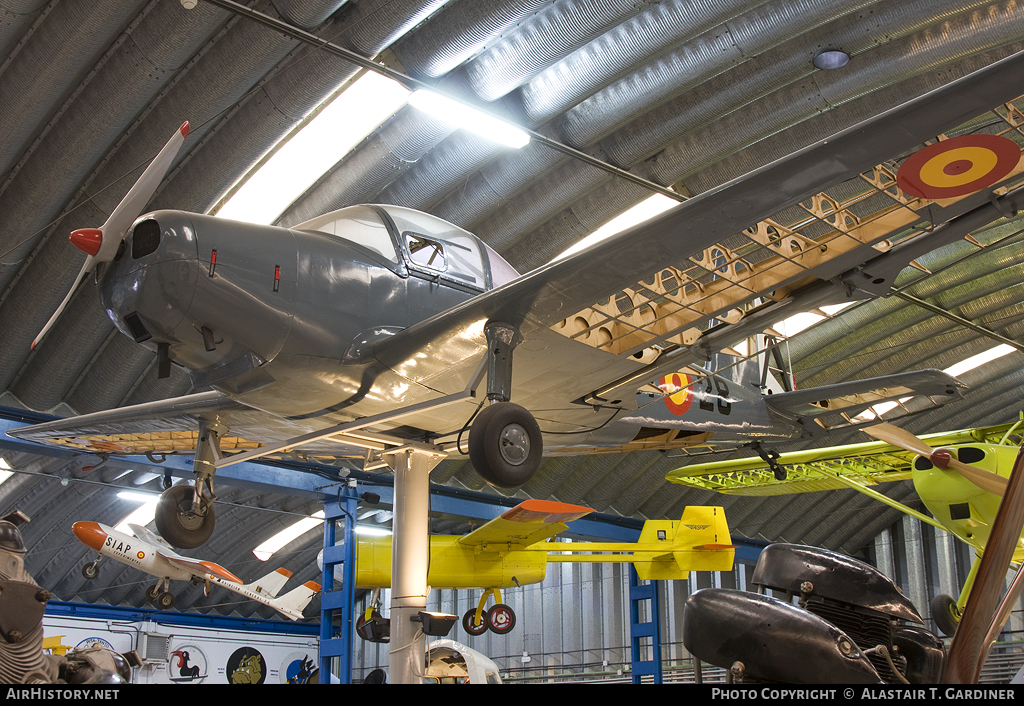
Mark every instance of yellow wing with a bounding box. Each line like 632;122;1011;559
457;500;593;549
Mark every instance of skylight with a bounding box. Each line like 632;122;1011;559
942;344;1015;378
113;491;160;533
253;510;326;562
216;71;411;225
0;457;12;485
553;194;678;261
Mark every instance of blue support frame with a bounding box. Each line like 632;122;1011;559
628;565;663;684
317;483;358;684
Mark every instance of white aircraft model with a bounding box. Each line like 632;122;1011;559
72;520;319;621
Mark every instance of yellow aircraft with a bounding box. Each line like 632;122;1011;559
352;499;733;637
666;420;1023;637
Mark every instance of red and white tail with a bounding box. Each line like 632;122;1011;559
242;567;293;598
268;581;321;621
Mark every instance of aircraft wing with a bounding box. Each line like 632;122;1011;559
457;499;593;549
374;50;1024;414
5;390;370;462
665;423;1021;496
158;552;244;584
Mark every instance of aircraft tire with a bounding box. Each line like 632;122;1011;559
145;585;161;602
81;562;99;580
155;483;216;549
487;604;516;635
468;402;543;488
157;591;175;610
462;609;488;636
930;593;961;636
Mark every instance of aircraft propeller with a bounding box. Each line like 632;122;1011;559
863;422;1008;496
32;121;190;349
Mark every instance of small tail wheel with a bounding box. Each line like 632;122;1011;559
468;402;543;487
81;562;99;580
462;608;489;636
930;593;961;636
157;591;175;610
486;604;516;635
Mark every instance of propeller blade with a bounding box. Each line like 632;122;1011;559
31;121;189;350
942;444;1024;682
93;121;189;263
31;257;94;350
864;422;1007;496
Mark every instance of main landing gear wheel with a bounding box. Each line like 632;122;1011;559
931;593;962;636
155;484;215;549
463;609;489;636
468;402;543;487
486;604;516;635
81;562;99;580
157;592;175;610
145;584;161;602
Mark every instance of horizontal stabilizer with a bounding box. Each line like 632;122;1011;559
764;369;964;436
243;567;293;598
268;580;321;621
633;506;734;580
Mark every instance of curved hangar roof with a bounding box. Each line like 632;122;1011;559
2;0;1024;620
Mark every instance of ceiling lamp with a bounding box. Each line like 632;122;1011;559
408;89;530;149
813;49;850;70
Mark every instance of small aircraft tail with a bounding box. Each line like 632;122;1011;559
632;506;734;580
267;580;321;621
242;567;293;598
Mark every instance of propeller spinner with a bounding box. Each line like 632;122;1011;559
32;121;190;349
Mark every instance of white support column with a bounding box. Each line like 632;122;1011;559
383;446;445;685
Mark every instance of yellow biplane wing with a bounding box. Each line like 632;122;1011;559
666;423;1021;497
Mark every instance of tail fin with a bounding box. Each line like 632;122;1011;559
243;568;293;598
268;581;321;621
632;506;734;580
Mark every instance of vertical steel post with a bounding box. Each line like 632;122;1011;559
385;447;444;684
319;482;358;683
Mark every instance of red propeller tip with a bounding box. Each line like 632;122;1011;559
69;228;103;256
930;448;953;470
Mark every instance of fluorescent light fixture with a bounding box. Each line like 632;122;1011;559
553;194;678;261
253;510;326;562
117;491;159;503
943;344;1015;378
217;72;411;225
408;89;529;149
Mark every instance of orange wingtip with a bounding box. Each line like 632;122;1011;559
201;561;243;583
179;121;190;138
275;568;293;577
698;544;736;550
303;581;322;591
504;499;593;523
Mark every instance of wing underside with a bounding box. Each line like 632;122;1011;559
666;423;1020;496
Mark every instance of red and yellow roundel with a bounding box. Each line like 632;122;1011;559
137;551;145;559
658;373;694;416
897;134;1020;199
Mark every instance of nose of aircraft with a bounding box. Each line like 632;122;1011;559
72;521;107;551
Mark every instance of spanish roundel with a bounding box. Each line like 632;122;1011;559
658;373;694;416
896;133;1020;199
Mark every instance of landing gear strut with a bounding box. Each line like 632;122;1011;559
467;322;543;487
155;419;224;549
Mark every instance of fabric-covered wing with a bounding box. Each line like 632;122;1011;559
5;390;370;463
666;423;1021;496
375;50;1024;414
457;499;593;548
